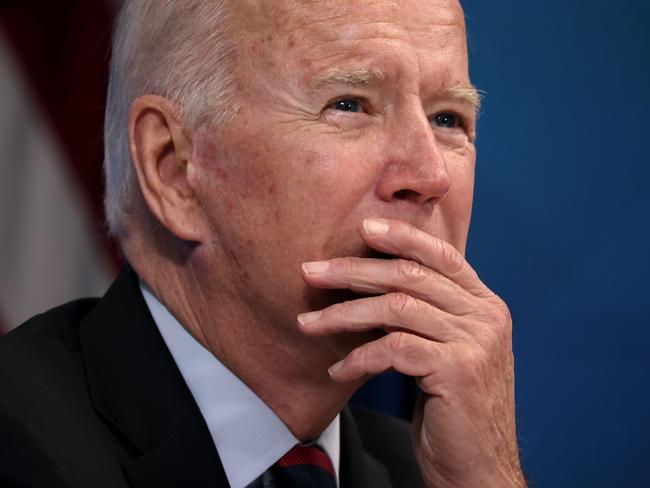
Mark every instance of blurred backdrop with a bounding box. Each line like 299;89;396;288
1;1;648;486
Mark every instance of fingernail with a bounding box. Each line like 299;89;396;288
363;218;390;236
328;360;344;377
302;261;330;275
297;311;321;326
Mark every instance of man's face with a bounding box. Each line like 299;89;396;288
190;0;476;338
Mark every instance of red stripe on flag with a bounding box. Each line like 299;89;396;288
0;1;119;267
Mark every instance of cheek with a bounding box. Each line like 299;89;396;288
193;132;278;206
191;122;380;248
447;144;476;203
452;160;475;209
438;150;476;250
263;136;378;226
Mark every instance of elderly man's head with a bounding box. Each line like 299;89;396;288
104;0;478;359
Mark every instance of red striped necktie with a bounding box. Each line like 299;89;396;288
248;444;337;487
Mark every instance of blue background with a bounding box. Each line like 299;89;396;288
353;1;650;486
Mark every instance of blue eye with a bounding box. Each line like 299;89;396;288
432;112;459;128
332;99;362;112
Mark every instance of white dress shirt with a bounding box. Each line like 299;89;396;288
141;284;340;488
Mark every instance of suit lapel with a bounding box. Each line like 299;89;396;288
78;268;399;488
79;267;230;487
122;412;229;488
339;407;394;488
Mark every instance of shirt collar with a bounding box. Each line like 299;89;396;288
141;284;340;488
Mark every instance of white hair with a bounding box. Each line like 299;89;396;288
103;0;239;236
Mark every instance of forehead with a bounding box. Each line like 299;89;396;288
239;0;466;47
236;0;469;93
249;0;462;22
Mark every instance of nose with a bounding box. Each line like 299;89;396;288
375;109;451;207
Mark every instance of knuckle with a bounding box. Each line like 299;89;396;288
387;292;415;316
475;293;512;328
486;296;513;333
495;298;513;325
476;317;511;351
385;331;422;359
386;331;408;353
395;259;428;282
436;239;464;274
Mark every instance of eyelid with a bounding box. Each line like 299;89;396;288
324;95;370;112
429;111;459;127
430;109;474;130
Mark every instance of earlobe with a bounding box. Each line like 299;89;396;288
128;95;205;242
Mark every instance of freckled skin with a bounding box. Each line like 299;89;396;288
190;0;475;347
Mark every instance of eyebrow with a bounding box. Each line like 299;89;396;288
311;67;386;88
310;67;484;112
444;85;484;113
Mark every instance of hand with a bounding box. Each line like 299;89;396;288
298;218;526;488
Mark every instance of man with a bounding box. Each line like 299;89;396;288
0;0;526;486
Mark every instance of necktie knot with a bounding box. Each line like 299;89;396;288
246;444;337;487
269;444;337;487
276;445;336;480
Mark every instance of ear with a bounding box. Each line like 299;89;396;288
128;95;206;242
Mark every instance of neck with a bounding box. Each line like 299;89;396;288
126;234;363;441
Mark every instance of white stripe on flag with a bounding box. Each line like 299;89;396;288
0;34;114;330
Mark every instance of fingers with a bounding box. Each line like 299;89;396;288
301;256;474;315
327;331;443;382
297;219;502;386
359;218;490;297
298;293;469;342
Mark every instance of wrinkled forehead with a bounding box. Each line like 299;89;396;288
237;0;466;42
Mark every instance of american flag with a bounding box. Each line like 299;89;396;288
0;0;122;333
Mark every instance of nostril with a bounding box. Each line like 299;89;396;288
394;189;413;200
392;189;441;206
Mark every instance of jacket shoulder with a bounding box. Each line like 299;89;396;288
350;406;425;487
0;297;100;390
0;298;120;488
2;297;99;347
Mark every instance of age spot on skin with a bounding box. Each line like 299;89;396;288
304;150;318;167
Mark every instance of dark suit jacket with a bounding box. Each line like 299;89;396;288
0;268;425;487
